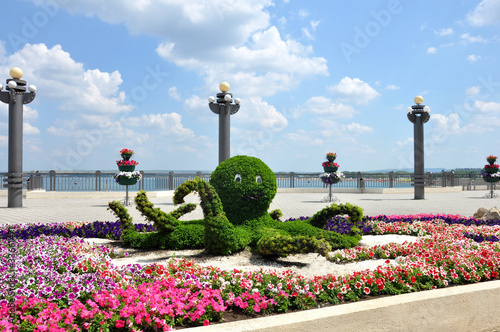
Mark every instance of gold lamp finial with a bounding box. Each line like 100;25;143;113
414;95;424;105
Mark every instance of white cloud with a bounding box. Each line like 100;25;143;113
0;43;133;115
328;77;380;105
344;122;373;134
298;9;310;19
386;84;400;90
168;87;181;101
426;47;437;54
298;96;356;118
283;130;322;146
474;100;500;113
39;0;327;98
302;20;321;40
466;54;482;63
430;113;461;135
466;86;480;96
467;0;500;26
0;135;6;146
396;137;413;147
24;122;40;135
434;28;454;37
460;33;488;43
233;97;288;131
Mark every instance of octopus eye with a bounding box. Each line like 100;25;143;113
234;174;242;183
256;175;262;184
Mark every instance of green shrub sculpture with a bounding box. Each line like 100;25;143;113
108;155;364;257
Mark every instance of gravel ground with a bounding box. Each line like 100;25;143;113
86;234;418;278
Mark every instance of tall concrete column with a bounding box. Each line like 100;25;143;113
407;96;431;200
0;67;37;207
208;82;241;164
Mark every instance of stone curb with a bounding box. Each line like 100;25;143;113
186;280;500;332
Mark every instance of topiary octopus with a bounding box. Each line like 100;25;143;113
108;155;364;257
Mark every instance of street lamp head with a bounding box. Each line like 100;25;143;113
9;67;23;79
414;95;424;105
7;81;17;89
28;85;37;93
234;98;241;105
219;81;230;92
208;96;215;103
224;94;232;102
423;106;430;113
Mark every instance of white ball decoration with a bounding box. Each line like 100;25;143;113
234;98;241;105
208;96;215;103
29;85;37;93
224;94;232;102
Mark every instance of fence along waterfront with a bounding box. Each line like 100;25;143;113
0;170;463;192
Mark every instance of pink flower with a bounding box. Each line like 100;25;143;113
116;320;125;328
203;319;210;326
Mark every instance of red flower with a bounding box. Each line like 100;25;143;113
115;320;125;329
203;320;210;326
145;268;152;275
410;276;416;283
337;293;343;300
363;287;370;295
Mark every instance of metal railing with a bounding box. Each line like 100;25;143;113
0;170;463;192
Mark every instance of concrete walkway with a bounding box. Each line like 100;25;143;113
0;188;497;225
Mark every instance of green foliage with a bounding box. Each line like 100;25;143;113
209;155;277;225
204;216;251;255
309;202;364;231
107;200;133;237
256;233;332;257
173;177;225;217
109;155;365;259
169;222;205;249
270;209;283;221
135;190;181;233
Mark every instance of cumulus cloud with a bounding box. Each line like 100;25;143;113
467;0;500;26
0;43;133;115
294;96;356;118
386;84;400;90
327;77;380;105
434;28;454;37
474;100;500;113
426;47;437;54
466;54;482;63
33;0;327;97
460;33;488;43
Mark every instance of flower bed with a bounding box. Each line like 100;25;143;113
1;214;500;330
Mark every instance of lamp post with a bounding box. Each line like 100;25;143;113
0;67;36;207
407;95;430;200
208;82;241;164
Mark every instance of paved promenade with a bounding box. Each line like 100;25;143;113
0;189;496;225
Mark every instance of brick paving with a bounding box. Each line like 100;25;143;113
0;189;495;225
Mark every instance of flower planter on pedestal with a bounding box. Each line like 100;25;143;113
326;156;336;162
483;177;500;183
320;176;340;184
118;165;136;172
484;168;499;174
121;153;133;161
323;166;338;172
482;155;500;198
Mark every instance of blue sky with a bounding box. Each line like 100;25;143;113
0;0;499;172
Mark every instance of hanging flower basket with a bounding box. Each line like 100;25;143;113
487;155;498;165
323;166;338;172
326;152;337;162
117;177;138;186
483;176;500;183
118;165;135;172
114;171;142;186
120;148;134;161
483;167;499;174
319;171;345;185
